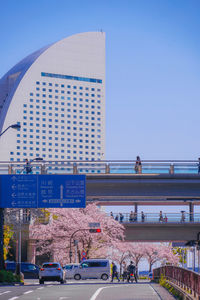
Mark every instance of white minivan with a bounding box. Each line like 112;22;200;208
73;259;110;280
64;263;80;279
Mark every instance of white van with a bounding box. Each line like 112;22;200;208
73;259;110;280
64;263;80;279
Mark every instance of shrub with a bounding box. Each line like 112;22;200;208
0;270;20;283
159;274;183;299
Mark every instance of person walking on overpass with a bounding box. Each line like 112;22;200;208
159;211;163;222
25;158;32;174
119;213;124;223
141;211;145;222
135;156;142;174
198;158;200;174
181;211;185;222
129;211;134;222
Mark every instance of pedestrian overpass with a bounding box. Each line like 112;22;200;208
124;220;200;241
1;160;200;243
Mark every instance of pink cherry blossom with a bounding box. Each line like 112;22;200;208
29;204;125;265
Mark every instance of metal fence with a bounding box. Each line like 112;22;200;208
153;266;200;298
0;160;200;175
109;212;200;224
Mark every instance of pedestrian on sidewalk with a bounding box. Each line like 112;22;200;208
111;262;120;282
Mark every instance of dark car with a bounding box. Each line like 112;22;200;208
5;262;39;279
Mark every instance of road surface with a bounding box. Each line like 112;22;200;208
0;279;174;300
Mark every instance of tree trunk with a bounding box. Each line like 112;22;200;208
149;263;152;273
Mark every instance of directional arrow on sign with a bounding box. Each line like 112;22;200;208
11;176;17;182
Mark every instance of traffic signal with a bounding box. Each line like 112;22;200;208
89;228;101;233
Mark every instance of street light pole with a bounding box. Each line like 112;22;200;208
0;122;21;270
69;229;83;263
0;123;21;137
20;157;43;174
16;209;22;275
69;228;101;263
0;209;4;270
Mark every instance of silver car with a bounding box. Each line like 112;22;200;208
39;262;66;284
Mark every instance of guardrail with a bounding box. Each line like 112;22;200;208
109;212;200;224
0;160;200;175
153;266;200;299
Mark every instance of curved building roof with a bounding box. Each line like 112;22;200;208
0;31;105;162
0;44;51;131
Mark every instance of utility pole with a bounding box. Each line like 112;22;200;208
0;123;21;270
0;208;4;269
16;209;22;275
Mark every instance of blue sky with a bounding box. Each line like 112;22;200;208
1;1;200;242
1;0;200;161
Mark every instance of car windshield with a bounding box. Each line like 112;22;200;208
65;265;73;270
81;263;89;268
43;263;59;268
22;264;37;270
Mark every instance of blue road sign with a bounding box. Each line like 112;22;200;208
0;175;86;208
0;175;37;208
38;175;85;208
81;257;86;261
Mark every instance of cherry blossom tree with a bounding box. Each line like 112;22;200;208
128;243;146;276
29;204;125;265
107;241;131;275
159;244;179;266
144;243;179;272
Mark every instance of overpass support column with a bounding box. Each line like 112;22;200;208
134;203;138;221
27;239;36;264
189;202;194;222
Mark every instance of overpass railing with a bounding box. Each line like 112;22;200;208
153;266;200;299
109;212;200;224
0;160;199;175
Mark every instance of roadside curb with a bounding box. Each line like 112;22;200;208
0;282;24;286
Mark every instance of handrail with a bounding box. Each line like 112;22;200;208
0;160;199;175
153;266;200;298
0;159;199;163
108;212;200;224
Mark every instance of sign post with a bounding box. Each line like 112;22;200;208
81;250;87;261
0;208;4;270
88;222;100;228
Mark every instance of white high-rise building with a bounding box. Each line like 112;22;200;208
0;32;105;162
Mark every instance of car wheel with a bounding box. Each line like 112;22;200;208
74;274;81;280
60;279;64;284
39;279;44;284
101;274;108;280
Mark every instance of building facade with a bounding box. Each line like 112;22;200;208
0;32;105;162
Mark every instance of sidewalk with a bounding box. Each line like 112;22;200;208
151;283;175;300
